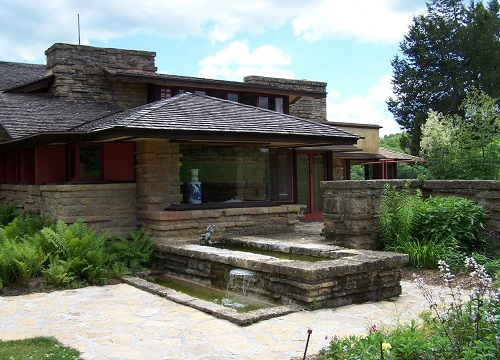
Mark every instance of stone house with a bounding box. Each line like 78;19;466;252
0;43;393;239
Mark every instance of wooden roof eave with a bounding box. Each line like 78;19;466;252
104;70;327;99
3;75;54;93
0;127;358;152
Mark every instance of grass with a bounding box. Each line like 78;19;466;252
0;337;81;359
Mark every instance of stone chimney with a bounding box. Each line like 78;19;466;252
45;43;156;108
243;76;327;122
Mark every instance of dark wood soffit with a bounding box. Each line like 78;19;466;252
104;71;327;99
0;128;357;151
4;75;54;93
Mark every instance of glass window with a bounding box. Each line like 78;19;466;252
241;93;257;106
194;90;206;95
180;144;269;203
258;96;269;109
79;147;101;179
275;97;284;113
228;93;239;102
160;87;171;99
208;90;226;99
269;150;293;201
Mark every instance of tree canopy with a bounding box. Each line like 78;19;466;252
387;0;500;155
420;88;500;179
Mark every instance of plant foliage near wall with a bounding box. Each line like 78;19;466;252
0;203;155;290
379;182;487;269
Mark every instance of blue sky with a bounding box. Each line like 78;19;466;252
0;0;428;136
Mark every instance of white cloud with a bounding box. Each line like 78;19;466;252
0;0;426;62
292;0;426;43
198;41;294;80
0;0;304;62
327;75;402;136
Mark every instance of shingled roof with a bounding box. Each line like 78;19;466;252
0;61;46;91
0;92;359;149
0;93;122;140
73;92;359;144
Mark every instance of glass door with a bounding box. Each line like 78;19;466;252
296;152;326;221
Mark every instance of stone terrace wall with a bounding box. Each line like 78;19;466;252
45;43;155;108
138;204;302;241
243;76;327;121
322;180;500;250
0;183;137;235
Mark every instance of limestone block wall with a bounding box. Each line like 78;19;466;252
135;139;181;212
322;180;500;250
243;76;327;121
138;204;302;240
0;183;137;235
45;43;155;108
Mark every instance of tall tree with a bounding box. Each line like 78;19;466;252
420;88;500;179
388;0;500;155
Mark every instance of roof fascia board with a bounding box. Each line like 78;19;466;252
0;128;358;152
4;75;54;93
104;70;326;98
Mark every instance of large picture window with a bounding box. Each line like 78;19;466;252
179;144;270;204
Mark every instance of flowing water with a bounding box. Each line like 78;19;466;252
150;273;276;313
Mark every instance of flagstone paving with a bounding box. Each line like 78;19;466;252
0;280;438;360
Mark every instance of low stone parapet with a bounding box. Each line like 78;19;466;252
321;180;500;250
138;204;302;241
0;183;137;235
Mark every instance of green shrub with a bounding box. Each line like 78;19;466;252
319;321;432;360
379;182;423;247
0;206;155;288
2;213;52;240
386;237;457;269
42;257;76;288
106;230;155;276
0;202;23;226
417;196;484;252
319;257;500;360
379;183;486;269
39;220;108;285
0;237;46;287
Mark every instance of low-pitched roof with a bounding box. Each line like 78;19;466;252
0;93;122;139
73;92;359;144
378;148;424;161
0;62;46;91
0;92;359;150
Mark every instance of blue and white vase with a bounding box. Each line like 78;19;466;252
188;168;202;204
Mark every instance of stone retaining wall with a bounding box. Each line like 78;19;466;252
322;180;500;250
138;204;302;240
0;183;137;235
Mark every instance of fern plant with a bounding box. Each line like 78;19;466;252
0;237;46;287
0;202;22;227
38;219;108;285
42;257;75;288
106;230;155;275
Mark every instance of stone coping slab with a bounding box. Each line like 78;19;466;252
122;276;303;326
155;237;408;281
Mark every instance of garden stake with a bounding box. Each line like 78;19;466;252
303;327;313;360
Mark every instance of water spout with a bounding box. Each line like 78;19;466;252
199;224;217;245
227;268;257;296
